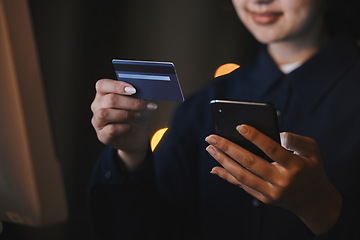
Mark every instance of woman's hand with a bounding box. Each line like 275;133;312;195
205;124;342;235
91;79;157;170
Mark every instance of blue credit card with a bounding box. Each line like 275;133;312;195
112;59;184;102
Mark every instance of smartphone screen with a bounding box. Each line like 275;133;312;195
210;100;280;162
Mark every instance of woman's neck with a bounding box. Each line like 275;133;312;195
268;21;329;67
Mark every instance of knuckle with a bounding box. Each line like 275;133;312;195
90;94;100;112
264;142;280;157
100;126;119;145
96;108;108;122
242;154;256;170
296;159;305;171
97;132;108;145
133;99;142;110
288;159;305;178
114;81;124;94
133;99;146;110
268;188;284;203
217;138;229;152
98;125;118;145
92;110;106;129
121;110;131;121
227;176;242;188
107;94;118;108
96;128;109;144
91;116;97;128
233;171;246;184
90;101;96;113
95;79;104;92
96;123;131;146
274;170;295;190
274;179;289;193
106;124;120;139
216;156;226;165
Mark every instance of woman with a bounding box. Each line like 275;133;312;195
90;0;360;239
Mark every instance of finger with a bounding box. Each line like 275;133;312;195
206;145;270;194
280;132;320;158
241;185;268;204
205;134;276;180
98;93;156;111
96;123;132;146
95;79;136;95
90;93;100;113
211;166;270;204
92;108;132;129
237;125;294;167
211;166;243;188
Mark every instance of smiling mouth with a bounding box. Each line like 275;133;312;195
250;11;283;25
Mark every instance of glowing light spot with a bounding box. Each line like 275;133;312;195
151;128;168;151
214;63;240;78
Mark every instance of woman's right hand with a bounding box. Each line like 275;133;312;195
91;79;158;170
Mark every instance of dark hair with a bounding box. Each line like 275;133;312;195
325;0;360;39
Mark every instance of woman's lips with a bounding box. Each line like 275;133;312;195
250;11;283;25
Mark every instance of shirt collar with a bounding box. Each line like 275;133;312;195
287;35;359;113
251;46;284;99
247;35;359;114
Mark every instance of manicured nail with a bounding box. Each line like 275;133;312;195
237;125;248;135
124;86;136;94
205;136;217;145
206;145;216;156
147;102;158;110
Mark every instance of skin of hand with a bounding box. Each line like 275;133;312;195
91;79;158;171
205;124;342;235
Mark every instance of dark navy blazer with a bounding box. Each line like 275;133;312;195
89;35;360;240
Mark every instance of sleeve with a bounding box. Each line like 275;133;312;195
88;146;162;240
307;196;360;240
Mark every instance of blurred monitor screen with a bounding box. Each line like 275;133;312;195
0;0;67;227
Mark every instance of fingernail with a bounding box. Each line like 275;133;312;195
124;86;136;94
237;125;248;135
206;145;216;156
147;102;158;110
210;168;217;175
205;136;217;145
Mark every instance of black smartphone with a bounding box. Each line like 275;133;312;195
210;99;280;161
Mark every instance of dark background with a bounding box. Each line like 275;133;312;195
1;0;258;239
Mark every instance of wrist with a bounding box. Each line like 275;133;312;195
297;178;342;235
117;144;149;172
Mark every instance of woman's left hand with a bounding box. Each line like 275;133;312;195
205;124;342;235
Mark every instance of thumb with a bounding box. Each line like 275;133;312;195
280;132;319;158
